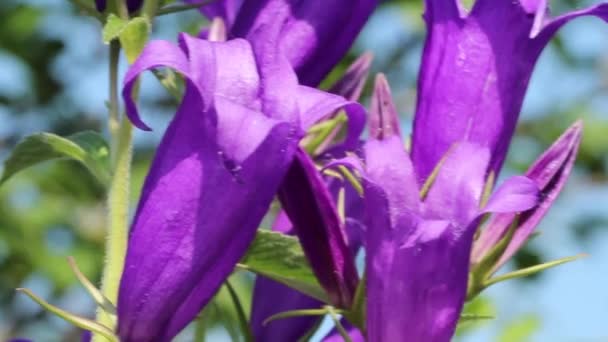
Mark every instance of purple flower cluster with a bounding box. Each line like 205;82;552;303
115;0;606;341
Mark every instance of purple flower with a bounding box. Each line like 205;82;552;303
193;0;379;86
337;74;539;341
249;54;372;341
411;0;608;183
472;121;583;271
117;32;364;341
94;0;143;12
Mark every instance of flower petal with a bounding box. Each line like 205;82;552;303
473;121;582;269
411;0;604;182
369;73;401;140
278;148;359;308
329;52;374;101
231;0;378;86
423;142;490;226
117;36;302;341
483;176;539;214
366;218;472;342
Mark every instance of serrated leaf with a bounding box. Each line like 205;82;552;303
238;230;329;303
0;131;111;186
119;17;150;63
102;14;128;44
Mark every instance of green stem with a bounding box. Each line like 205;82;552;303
114;0;129;19
93;40;134;342
108;42;121;157
225;280;254;342
156;0;216;16
327;306;352;342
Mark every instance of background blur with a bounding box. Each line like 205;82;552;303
0;0;607;341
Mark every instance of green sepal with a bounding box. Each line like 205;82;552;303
152;69;184;101
67;256;117;315
327;306;353;342
262;307;331;326
459;313;494;322
16;288;119;342
0;131;111;187
484;254;586;287
237;230;329;303
419;145;454;200
343;272;366;332
102;14;128;44
467;218;519;300
302;112;347;155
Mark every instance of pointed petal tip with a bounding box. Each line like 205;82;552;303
370;73;401;140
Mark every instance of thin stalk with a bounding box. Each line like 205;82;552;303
326;306;352;342
108;41;121;157
225;280;253;342
93;41;134;342
157;0;216;16
114;0;129;19
142;0;160;19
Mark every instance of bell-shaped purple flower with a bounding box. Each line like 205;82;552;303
333;74;539;341
116;31;364;341
411;0;608;183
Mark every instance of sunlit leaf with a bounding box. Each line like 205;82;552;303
238;230;329;303
0;131;111;186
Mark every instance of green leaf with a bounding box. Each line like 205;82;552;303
102;14;128;44
238;230;329;303
118;17;150;64
17;288;119;342
1;131;111;186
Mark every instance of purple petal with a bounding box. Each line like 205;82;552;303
278;148;359;308
231;0;379;86
483;176;539;214
329;52;374;101
472;121;582;269
117;36;302;341
411;0;606;183
366;218;472;342
369;73;401;140
423;143;490;226
123;40;190;131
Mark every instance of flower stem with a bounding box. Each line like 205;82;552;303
225;280;254;342
93;39;134;342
